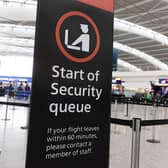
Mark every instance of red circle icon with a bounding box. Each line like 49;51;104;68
55;11;100;63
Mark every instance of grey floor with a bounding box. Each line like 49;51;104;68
110;103;168;168
0;102;168;168
0;104;28;168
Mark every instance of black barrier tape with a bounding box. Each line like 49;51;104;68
0;101;30;107
110;118;132;127
141;119;168;126
110;118;168;127
111;97;168;107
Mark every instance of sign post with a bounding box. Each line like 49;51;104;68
26;0;114;168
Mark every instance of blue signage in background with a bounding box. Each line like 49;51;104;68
0;76;32;83
112;48;118;71
0;76;32;98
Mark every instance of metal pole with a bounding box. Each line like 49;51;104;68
113;99;120;134
125;98;129;117
1;94;10;121
114;98;118;134
146;103;160;143
115;99;118;114
163;101;167;119
143;100;148;121
144;106;147;120
127;99;129;116
164;106;167;119
20;107;29;130
131;118;141;168
12;96;16;110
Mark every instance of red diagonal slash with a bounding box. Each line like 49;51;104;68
77;0;114;13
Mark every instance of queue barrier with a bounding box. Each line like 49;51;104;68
112;96;168;118
110;117;168;168
111;96;168;107
0;101;30;107
0;98;30;121
0;99;168;168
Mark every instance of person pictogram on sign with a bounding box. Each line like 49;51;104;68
64;24;90;53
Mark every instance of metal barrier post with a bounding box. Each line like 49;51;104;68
131;118;141;168
143;101;147;120
12;96;16;110
20;107;29;130
164;107;168;119
125;98;129;117
163;101;167;119
1;95;11;121
143;101;149;131
146;103;160;143
113;99;121;134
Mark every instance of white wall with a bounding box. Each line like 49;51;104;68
1;57;168;88
0;56;33;77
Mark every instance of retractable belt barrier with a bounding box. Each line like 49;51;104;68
110;118;132;127
0;98;168;168
0;100;30;121
111;96;168;107
110;117;168;168
110;118;168;127
0;101;30;107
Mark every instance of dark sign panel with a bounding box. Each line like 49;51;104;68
26;0;114;168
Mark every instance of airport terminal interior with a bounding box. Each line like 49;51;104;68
0;0;168;168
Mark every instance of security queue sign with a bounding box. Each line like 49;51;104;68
26;0;114;168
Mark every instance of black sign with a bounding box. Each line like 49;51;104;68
26;0;114;168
